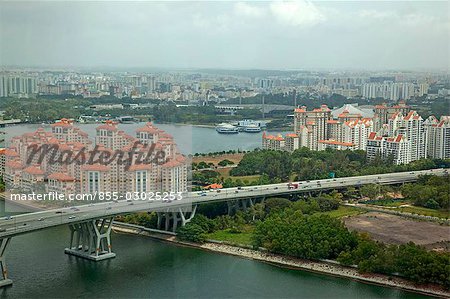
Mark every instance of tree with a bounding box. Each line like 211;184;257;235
176;223;207;243
264;198;292;214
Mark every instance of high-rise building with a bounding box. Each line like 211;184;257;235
294;105;331;150
366;133;411;165
423;116;450;159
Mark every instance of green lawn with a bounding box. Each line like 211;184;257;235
315;206;366;218
396;206;450;219
205;225;254;246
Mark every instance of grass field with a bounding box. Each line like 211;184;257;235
315;206;366;218
205;225;254;246
396;206;450;219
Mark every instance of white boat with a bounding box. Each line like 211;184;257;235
243;124;261;133
216;123;239;134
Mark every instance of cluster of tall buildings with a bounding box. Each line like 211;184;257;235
262;101;450;165
1;120;188;197
0;75;38;97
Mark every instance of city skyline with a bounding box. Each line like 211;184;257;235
0;1;449;71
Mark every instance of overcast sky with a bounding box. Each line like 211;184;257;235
0;1;448;70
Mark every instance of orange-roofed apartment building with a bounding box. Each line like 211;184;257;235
341;118;373;151
262;133;285;151
423;116;450;159
366;132;411;165
294;105;331;151
388;110;425;161
3;121;189;196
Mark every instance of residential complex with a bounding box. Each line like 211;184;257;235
263;102;450;165
2;120;189;197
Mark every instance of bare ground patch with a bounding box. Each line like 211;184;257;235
344;212;450;251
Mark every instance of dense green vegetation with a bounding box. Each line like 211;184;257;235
254;211;357;259
337;236;450;288
401;175;449;210
230;148;450;182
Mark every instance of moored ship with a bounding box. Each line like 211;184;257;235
215;123;239;134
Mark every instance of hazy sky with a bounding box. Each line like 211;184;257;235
0;1;448;70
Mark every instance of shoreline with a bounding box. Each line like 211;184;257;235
112;223;450;298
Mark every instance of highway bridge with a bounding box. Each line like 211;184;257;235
0;168;447;287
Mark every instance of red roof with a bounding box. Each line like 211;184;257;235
128;163;152;171
5;161;23;169
96;120;118;131
23;165;45;175
204;183;223;189
48;172;75;182
318;140;354;147
51;118;73;127
81;164;110;171
4;149;19;157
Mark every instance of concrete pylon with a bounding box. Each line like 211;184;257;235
156;205;197;233
0;237;12;288
65;217;116;261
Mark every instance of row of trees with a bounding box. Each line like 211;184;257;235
230;148;450;182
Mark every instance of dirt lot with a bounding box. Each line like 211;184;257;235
344;212;450;251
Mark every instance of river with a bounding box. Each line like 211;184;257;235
1;123;289;154
0;200;429;298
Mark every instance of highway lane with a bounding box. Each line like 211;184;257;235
0;168;447;238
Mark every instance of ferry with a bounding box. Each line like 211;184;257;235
243;124;261;133
215;123;239;134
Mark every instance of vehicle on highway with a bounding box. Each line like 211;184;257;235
201;193;207;197
55;211;65;214
216;190;221;193
4;216;13;220
38;217;45;221
106;206;112;210
68;216;76;220
235;190;239;193
22;223;27;226
274;187;278;190
287;183;299;190
237;187;242;190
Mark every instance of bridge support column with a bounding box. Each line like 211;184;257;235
227;198;255;215
156;205;197;233
65;218;116;261
0;238;12;288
